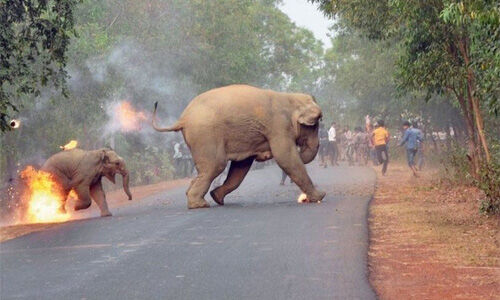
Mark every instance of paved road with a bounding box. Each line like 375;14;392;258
1;164;376;300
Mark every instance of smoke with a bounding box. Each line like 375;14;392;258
86;40;197;110
83;40;196;146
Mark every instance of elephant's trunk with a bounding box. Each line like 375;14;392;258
299;132;319;164
120;167;132;200
297;124;320;164
299;144;318;164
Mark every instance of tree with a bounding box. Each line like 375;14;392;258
310;0;499;173
0;0;326;185
0;0;80;131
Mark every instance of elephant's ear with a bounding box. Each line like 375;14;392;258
297;104;322;126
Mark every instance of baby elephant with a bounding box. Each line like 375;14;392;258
42;148;132;217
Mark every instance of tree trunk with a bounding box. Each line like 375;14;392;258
454;89;479;177
458;38;491;163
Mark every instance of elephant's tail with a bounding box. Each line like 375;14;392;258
152;102;183;132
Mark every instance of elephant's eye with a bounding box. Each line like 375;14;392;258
115;162;120;166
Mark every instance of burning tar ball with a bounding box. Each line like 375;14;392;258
9;119;20;129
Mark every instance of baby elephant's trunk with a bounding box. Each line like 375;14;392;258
120;165;132;200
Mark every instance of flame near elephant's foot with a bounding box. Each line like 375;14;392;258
19;166;71;224
297;193;322;204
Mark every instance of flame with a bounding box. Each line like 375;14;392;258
60;140;78;150
298;193;308;203
68;190;78;199
20;166;70;223
115;101;147;132
10;119;20;129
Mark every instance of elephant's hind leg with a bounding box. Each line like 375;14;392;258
74;185;92;211
90;181;112;217
186;157;227;209
210;157;254;205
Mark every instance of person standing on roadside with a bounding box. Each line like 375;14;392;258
343;126;354;165
327;121;339;166
372;120;390;175
172;140;183;178
399;121;423;177
318;123;329;168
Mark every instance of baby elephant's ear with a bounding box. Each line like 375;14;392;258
298;104;322;126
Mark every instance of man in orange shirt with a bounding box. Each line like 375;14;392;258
372;120;389;175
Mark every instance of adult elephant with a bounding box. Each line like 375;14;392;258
152;84;325;209
42;148;132;217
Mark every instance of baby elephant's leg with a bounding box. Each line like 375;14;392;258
90;181;112;217
74;185;92;210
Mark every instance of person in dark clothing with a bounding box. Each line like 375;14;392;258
413;123;425;170
399;121;423;177
318;123;329;167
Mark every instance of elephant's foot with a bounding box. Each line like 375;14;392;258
307;190;326;203
100;211;113;217
187;198;210;209
210;188;225;206
74;200;91;211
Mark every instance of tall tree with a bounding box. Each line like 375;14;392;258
0;0;80;131
310;0;499;172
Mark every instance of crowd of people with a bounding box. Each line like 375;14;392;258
171;118;425;182
318;118;424;177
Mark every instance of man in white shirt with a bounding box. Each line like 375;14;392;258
173;141;183;178
327;122;339;166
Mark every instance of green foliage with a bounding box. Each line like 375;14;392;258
442;143;474;184
0;0;80;131
125;146;174;185
442;141;500;215
476;161;500;214
313;0;499;197
0;0;327;187
439;1;500;115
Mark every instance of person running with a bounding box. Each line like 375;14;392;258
327;121;339;166
372;120;389;175
354;126;369;165
318;122;329;168
399;121;423;177
413;123;425;170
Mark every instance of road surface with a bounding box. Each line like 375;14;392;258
1;163;376;299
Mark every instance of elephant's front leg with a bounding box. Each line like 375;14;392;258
210;157;254;205
90;181;112;217
270;138;326;202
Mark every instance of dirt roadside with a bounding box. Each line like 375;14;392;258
368;164;500;299
0;178;190;242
